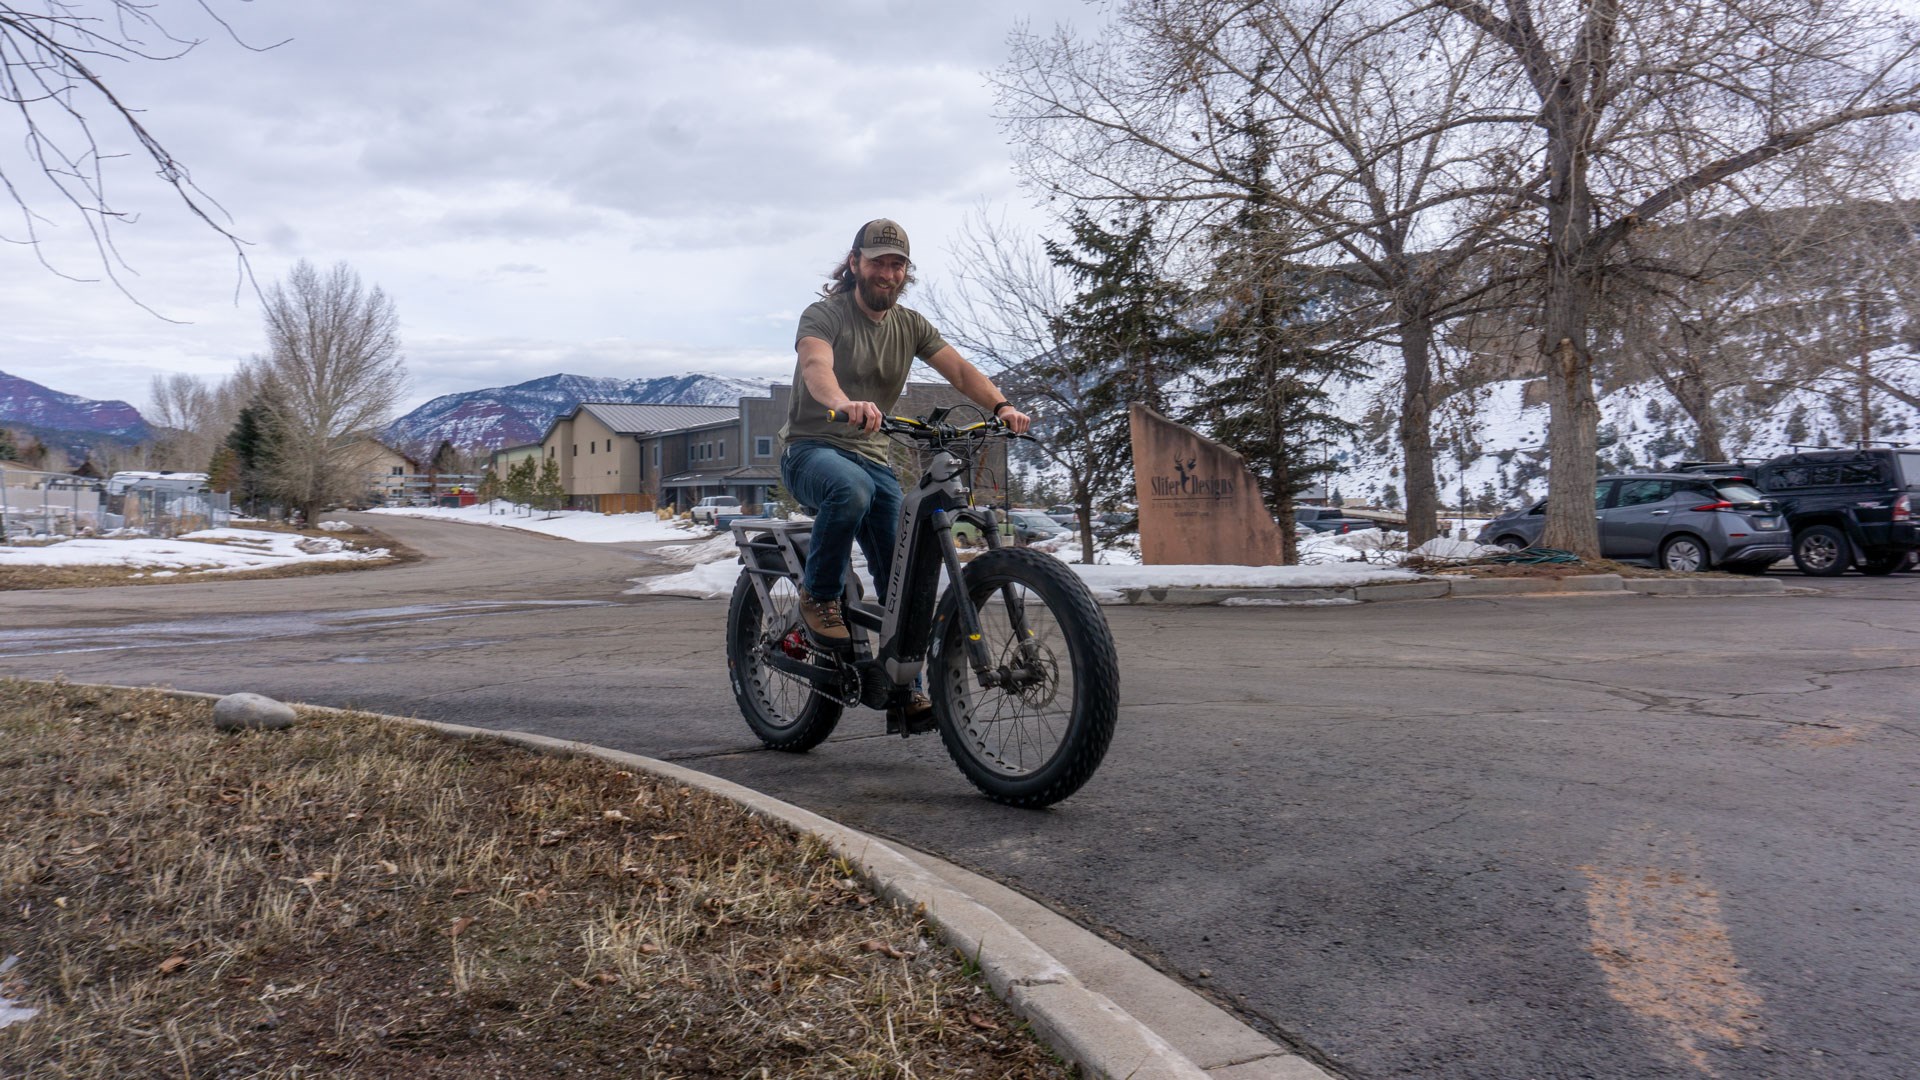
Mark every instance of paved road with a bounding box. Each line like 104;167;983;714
4;513;1917;1079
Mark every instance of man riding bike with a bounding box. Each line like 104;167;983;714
778;218;1031;722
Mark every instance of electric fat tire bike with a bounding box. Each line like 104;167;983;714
724;409;1120;807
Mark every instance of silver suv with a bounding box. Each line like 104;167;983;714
1478;473;1792;572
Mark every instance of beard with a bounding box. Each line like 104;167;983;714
856;274;902;312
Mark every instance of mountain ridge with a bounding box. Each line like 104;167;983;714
381;372;774;450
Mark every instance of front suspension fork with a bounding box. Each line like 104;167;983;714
933;509;1038;686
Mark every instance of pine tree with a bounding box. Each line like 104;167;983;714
505;457;538;511
1185;121;1363;563
1041;208;1206;560
0;427;17;462
536;456;564;514
222;401;279;515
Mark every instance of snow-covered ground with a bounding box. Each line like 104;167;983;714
625;525;1483;601
359;502;1506;599
0;528;391;576
365;502;693;543
4;503;1505;593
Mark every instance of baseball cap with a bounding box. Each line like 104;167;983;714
854;218;910;260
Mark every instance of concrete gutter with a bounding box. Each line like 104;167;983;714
1102;572;1786;606
56;681;1329;1080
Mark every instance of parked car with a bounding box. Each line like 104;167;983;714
1476;472;1791;572
1007;509;1068;544
1091;511;1137;540
1045;504;1081;529
1748;447;1920;575
689;495;741;525
1294;506;1379;534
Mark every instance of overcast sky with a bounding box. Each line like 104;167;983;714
0;0;1108;414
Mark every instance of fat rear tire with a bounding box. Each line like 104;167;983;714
726;571;843;751
930;547;1119;808
1792;525;1851;577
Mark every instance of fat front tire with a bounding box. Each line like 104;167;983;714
1659;534;1710;573
726;572;843;752
1792;525;1851;577
930;547;1120;808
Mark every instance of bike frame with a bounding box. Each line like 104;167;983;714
730;435;1008;708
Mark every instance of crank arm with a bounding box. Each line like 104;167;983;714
760;647;846;686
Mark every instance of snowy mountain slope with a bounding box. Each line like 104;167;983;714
1332;350;1920;512
0;370;151;442
382;372;772;450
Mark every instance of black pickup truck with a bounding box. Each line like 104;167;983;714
1748;448;1920;575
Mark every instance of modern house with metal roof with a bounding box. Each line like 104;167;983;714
538;402;738;511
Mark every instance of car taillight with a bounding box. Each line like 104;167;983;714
1896;494;1911;522
1690;500;1734;511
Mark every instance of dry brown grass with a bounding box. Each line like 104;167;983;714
0;681;1073;1078
0;526;418;591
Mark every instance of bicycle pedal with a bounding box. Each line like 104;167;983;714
885;708;937;738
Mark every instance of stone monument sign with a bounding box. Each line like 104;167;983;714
1129;404;1289;566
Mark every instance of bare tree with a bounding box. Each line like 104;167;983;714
995;0;1535;544
251;259;406;522
923;211;1118;564
0;2;268;299
1437;0;1920;555
144;371;246;471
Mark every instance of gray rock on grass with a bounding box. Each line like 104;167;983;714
213;692;298;732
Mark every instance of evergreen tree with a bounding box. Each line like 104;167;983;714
1185;122;1363;563
0;427;17;462
222;401;279;515
505;457;538;511
536;456;565;514
1040;208;1206;559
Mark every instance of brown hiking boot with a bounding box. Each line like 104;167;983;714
799;593;851;650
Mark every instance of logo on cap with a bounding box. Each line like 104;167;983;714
856;218;910;259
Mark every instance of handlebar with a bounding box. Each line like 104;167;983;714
824;408;1028;444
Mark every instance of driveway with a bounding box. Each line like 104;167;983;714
2;513;1915;1079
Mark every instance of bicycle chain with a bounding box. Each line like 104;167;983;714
757;633;861;709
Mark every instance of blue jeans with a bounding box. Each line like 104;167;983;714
780;441;903;605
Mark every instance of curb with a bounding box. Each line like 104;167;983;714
46;681;1280;1080
1100;572;1787;606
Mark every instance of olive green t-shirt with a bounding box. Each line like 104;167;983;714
780;291;950;465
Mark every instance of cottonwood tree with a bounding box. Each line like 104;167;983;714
1435;0;1920;555
996;0;1535;544
250;260;406;522
0;2;265;296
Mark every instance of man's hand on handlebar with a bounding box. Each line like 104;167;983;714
829;400;884;433
994;405;1032;435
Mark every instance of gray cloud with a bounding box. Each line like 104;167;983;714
0;0;1104;414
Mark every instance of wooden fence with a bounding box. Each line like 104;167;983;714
594;493;655;515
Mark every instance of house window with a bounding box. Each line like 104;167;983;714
755;436;772;457
718;439;726;460
572;444;578;457
390;465;403;476
653;445;660;467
